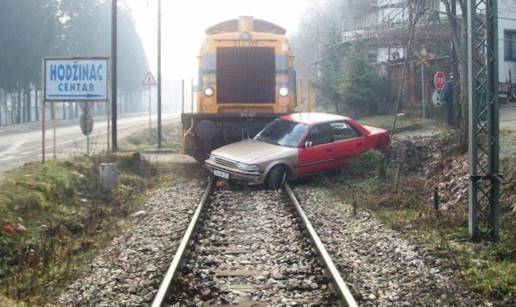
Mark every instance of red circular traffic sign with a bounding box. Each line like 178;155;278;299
434;71;447;91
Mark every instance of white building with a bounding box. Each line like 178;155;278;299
499;0;516;85
342;0;516;88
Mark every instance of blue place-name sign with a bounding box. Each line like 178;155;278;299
45;58;109;101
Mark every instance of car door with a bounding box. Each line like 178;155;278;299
298;123;337;175
330;121;366;167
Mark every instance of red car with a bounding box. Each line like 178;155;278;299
206;113;390;188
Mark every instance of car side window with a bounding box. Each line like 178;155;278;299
331;121;362;141
307;124;333;146
346;121;363;138
330;122;354;141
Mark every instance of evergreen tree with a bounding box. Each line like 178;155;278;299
0;0;149;124
315;24;345;114
339;43;393;116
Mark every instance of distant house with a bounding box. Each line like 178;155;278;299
499;0;516;96
338;0;516;103
339;0;449;107
341;0;444;63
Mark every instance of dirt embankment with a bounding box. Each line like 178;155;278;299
389;133;515;303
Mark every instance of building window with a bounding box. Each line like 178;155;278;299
505;30;516;62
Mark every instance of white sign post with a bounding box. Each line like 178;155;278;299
42;57;109;162
142;72;157;131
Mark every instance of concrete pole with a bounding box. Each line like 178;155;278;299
421;64;426;119
191;78;194;113
157;0;162;148
149;85;152;130
111;0;118;151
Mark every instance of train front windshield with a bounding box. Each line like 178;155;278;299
254;119;308;148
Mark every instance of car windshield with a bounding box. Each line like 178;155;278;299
254;119;308;147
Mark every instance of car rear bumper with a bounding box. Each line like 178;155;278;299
205;161;265;185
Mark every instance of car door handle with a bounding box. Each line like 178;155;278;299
358;142;363;146
325;148;333;152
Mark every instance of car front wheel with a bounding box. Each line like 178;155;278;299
266;165;287;190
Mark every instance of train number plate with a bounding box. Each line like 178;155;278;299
214;170;230;180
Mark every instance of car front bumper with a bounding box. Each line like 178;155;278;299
205;160;265;185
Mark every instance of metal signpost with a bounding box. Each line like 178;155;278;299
415;52;431;119
42;57;109;162
79;102;94;155
142;72;158;131
467;0;500;241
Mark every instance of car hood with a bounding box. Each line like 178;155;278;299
212;139;295;164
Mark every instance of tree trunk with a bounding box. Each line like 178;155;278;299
333;98;340;114
21;89;25;123
16;89;22;124
0;89;3;126
23;88;27;122
26;88;31;122
10;93;15;124
23;89;26;122
35;88;39;122
442;0;469;146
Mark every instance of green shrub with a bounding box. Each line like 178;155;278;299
0;152;159;301
342;150;385;178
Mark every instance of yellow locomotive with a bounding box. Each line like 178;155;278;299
182;16;296;162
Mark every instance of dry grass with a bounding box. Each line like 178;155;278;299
316;135;515;303
0;153;159;304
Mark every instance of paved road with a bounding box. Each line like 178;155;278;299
500;104;516;128
1;105;514;176
397;103;516;138
0;113;177;175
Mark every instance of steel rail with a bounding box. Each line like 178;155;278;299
151;176;213;307
285;183;358;307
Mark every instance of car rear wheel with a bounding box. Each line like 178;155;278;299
266;165;287;190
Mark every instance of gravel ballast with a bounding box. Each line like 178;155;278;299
294;185;489;306
168;188;338;306
58;176;489;306
59;180;205;306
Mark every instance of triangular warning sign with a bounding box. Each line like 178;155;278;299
142;72;157;85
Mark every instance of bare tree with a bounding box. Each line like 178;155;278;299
441;0;468;137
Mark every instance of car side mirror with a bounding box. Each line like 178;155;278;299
304;141;313;148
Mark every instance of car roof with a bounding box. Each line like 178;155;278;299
280;113;351;125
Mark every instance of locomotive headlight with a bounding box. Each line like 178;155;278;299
237;163;260;173
204;87;214;97
279;87;289;97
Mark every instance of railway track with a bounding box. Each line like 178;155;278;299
152;178;357;306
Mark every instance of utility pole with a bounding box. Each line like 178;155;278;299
157;0;162;148
467;0;500;241
420;64;426;119
407;0;416;107
451;0;459;127
111;0;118;151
